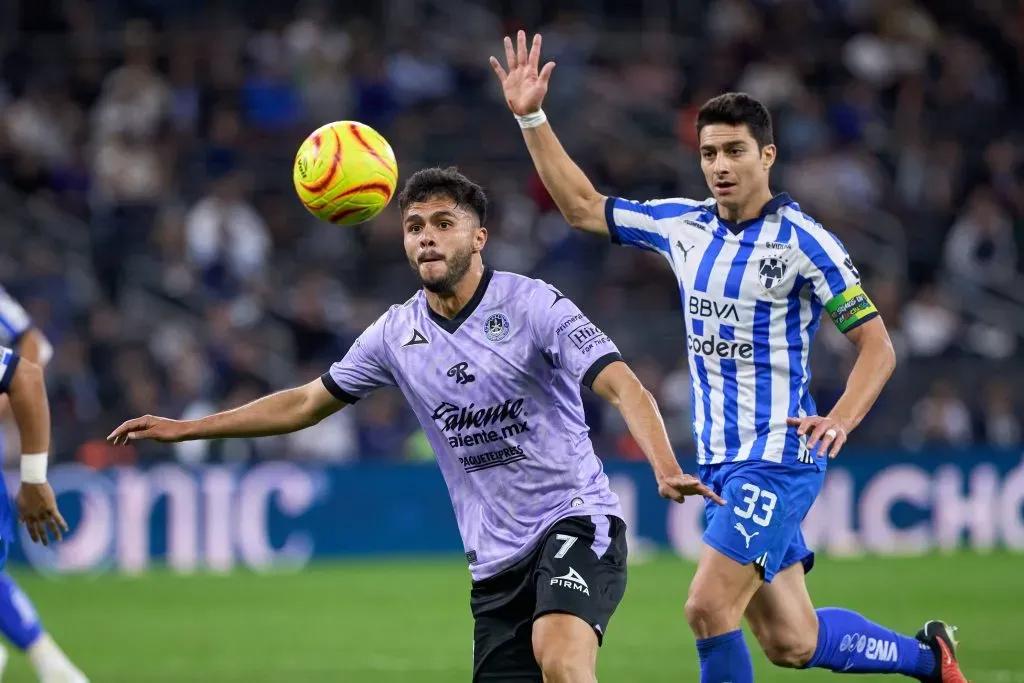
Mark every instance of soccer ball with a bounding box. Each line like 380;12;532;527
293;121;399;226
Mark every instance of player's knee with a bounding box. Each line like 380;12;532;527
758;632;816;668
532;618;596;683
684;593;739;639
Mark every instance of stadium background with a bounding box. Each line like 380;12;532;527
0;0;1022;680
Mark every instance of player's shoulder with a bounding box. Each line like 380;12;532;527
489;270;568;310
777;200;825;235
623;195;714;219
645;196;714;210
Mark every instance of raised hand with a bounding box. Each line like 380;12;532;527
657;473;726;506
489;30;555;117
108;414;190;446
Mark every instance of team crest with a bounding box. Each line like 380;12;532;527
484;313;510;342
758;257;788;291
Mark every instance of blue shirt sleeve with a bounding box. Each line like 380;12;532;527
0;287;32;347
0;346;20;394
604;196;704;262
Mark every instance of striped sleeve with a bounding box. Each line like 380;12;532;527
0;346;20;394
0;286;31;347
604;196;700;261
795;226;878;333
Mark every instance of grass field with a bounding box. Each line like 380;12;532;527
1;553;1019;682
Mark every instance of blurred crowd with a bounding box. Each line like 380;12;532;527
0;0;1022;466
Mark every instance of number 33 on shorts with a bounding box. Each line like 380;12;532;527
733;483;777;527
702;475;787;569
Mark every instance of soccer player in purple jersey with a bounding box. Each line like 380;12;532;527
108;167;723;682
491;29;971;683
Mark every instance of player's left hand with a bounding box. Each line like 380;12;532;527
785;415;850;459
657;473;726;506
16;482;68;546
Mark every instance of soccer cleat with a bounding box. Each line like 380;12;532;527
915;620;970;683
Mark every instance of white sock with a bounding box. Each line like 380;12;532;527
27;634;88;683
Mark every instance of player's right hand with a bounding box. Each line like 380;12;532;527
17;482;68;546
489;30;555;117
657;473;726;506
107;415;188;445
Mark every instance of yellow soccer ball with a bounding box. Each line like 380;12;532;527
293;121;399;226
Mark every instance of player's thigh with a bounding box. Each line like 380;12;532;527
533;515;628;641
745;560;818;666
471;557;543;682
686;542;763;637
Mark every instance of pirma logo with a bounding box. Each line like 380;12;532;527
550;567;590;596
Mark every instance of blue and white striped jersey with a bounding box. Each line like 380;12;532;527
0;286;31;348
605;193;878;467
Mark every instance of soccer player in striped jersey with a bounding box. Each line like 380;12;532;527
492;30;970;683
0;287;88;683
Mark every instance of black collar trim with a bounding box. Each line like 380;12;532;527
427;267;494;334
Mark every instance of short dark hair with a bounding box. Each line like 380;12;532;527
696;92;774;149
398;166;488;224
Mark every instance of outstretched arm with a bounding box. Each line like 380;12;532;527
490;31;608;235
108;378;345;445
591;361;724;506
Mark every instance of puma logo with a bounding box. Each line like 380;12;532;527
734;522;759;549
676;240;695;262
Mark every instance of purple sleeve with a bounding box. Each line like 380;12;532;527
320;316;395;403
529;286;623;389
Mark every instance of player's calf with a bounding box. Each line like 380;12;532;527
531;613;597;683
754;628;817;668
686;546;762;683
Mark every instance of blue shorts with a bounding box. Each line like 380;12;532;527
699;460;824;582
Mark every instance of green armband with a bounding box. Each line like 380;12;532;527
825;285;878;333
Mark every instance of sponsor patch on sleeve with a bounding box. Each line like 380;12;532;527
825;285;878;333
557;314;611;352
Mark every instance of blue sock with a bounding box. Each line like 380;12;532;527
0;572;43;650
696;629;754;683
806;608;935;677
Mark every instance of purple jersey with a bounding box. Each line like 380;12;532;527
322;269;623;580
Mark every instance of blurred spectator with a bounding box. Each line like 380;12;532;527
184;171;271;296
903;380;973;449
943;186;1018;285
974;379;1021;448
901;284;959;357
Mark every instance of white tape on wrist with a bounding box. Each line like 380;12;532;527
20;452;48;484
515;109;547;129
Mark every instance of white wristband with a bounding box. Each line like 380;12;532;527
20;453;47;484
515;109;547;129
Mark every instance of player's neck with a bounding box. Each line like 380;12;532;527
718;188;775;224
425;264;486;320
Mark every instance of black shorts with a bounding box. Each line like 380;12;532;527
470;515;628;682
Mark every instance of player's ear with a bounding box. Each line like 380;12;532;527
761;144;777;171
474;226;488;253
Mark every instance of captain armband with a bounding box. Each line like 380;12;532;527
825;285;878;334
